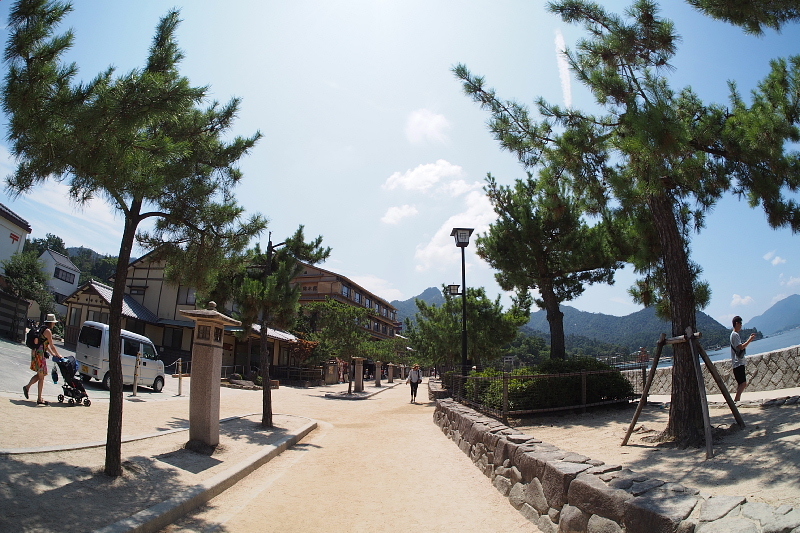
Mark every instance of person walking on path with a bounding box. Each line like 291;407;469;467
23;314;62;406
731;315;756;401
406;364;423;403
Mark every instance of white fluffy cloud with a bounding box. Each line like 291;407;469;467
382;159;464;193
381;204;418;225
764;250;786;265
731;294;755;307
779;274;800;287
405;109;450;144
414;191;496;272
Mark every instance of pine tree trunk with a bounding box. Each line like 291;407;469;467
104;205;141;477
541;283;566;360
648;193;704;445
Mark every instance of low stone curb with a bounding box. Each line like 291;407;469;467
92;418;317;533
434;399;800;533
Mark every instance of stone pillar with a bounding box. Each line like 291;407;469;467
375;361;382;387
387;364;395;383
353;357;365;392
180;302;241;454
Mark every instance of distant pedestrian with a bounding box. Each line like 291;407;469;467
23;314;62;406
406;364;423;403
730;315;756;401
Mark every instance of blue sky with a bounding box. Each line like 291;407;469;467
1;0;799;327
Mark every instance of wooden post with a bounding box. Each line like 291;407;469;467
622;333;666;446
686;327;714;459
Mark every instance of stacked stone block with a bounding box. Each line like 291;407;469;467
434;399;800;533
648;345;800;397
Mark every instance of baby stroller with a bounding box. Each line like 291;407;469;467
55;356;91;407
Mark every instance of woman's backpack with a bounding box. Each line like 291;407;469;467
25;325;46;350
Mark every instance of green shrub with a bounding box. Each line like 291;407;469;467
471;357;634;412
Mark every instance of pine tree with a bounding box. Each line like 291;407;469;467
455;0;800;445
3;0;266;475
477;171;623;359
233;226;330;426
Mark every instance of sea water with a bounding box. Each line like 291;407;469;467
659;327;800;367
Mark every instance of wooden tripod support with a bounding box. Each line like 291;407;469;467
621;328;745;460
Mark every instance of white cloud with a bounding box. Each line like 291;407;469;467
414;190;496;273
731;294;755;307
763;250;785;265
381;204;418;225
438;179;483;197
555;29;572;108
348;274;404;302
405;109;450;144
779;274;800;287
382;159;464;193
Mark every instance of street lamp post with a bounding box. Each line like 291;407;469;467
450;228;473;387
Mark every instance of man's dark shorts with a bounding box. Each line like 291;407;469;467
733;365;747;385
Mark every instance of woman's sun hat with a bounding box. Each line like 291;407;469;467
44;313;58;323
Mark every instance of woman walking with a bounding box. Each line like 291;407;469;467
23;314;62;405
406;364;423;403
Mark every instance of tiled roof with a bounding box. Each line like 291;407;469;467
87;280;160;323
0;203;31;232
250;323;298;342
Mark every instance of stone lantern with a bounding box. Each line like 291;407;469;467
180;301;241;454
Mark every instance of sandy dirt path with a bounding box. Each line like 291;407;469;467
163;381;537;533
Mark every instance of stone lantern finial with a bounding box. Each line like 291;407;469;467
207;301;217;310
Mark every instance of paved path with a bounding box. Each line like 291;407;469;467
162;381;535;533
0;374;538;532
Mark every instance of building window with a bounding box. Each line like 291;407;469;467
125;318;146;335
342;286;351;298
354;292;362;304
129;287;146;295
53;267;75;284
382;324;387;335
53;292;68;304
365;298;372;309
69;307;82;327
88;310;109;324
163;327;183;349
178;286;196;305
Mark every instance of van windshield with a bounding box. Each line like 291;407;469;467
78;326;102;348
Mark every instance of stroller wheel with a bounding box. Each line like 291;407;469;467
58;394;64;403
83;398;91;407
68;398;75;405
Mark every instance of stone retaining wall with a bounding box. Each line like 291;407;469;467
649;345;800;396
434;399;800;533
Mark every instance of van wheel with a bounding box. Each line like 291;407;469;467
102;372;112;391
81;374;92;383
152;376;164;393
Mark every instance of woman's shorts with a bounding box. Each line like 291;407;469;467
733;365;747;385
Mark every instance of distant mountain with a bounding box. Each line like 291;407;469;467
391;287;444;324
745;294;800;335
394;287;734;353
525;305;731;353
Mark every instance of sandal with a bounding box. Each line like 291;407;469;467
36;400;49;406
23;386;29;399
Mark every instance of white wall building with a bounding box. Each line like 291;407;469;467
0;203;31;275
36;249;81;318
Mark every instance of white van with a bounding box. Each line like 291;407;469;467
76;321;166;392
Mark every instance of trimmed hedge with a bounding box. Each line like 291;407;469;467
468;357;635;411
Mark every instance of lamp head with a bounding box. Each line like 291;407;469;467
450;227;474;248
